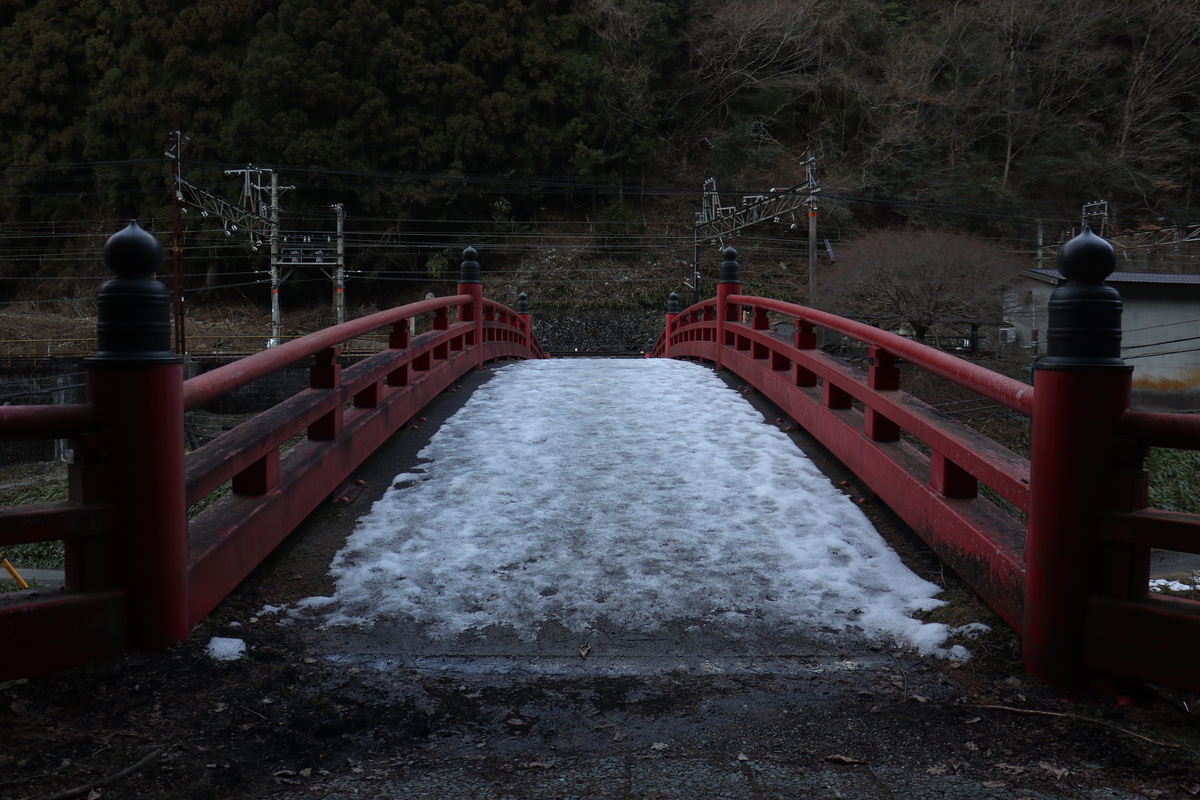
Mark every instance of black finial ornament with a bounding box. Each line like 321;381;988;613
104;219;163;278
517;292;529;314
1040;227;1127;370
459;246;481;284
667;292;681;314
88;221;179;364
718;246;740;285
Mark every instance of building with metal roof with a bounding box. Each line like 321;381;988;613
1004;269;1200;410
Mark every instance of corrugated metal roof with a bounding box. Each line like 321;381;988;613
1024;268;1200;285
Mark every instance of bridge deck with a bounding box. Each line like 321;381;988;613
4;360;1183;800
273;358;978;674
231;359;1168;800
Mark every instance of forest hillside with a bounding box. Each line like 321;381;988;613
1;0;1198;310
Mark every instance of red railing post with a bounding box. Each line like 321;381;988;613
387;321;410;386
662;292;680;355
1024;228;1132;689
458;246;484;367
84;221;189;650
308;345;343;441
865;346;901;442
517;292;533;350
794;320;817;387
715;246;740;369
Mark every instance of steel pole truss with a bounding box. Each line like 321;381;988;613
1110;222;1200;252
175;175;272;244
695;171;819;244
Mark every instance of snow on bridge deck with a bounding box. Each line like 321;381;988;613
293;358;983;672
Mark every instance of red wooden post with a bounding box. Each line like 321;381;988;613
458;246;484;368
85;221;189;650
794;320;817;387
662;292;680;355
517;293;534;351
715;247;740;370
310;344;342;388
702;304;716;343
1024;228;1132;689
308;345;342;441
387;322;410;386
751;307;769;360
931;453;977;498
432;305;450;361
865;346;901;442
483;300;496;344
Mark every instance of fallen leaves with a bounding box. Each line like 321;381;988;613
824;754;866;765
578;642;592;660
926;758;969;776
271;767;313;786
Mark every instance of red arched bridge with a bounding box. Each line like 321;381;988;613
1;223;1197;695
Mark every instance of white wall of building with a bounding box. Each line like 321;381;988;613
1003;272;1200;411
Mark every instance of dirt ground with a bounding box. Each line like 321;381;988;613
1;315;1199;799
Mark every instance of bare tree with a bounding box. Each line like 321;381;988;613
1101;0;1200;202
577;0;675;130
823;230;1022;344
857;0;1120;195
676;0;822;132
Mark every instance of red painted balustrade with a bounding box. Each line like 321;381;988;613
0;229;543;681
651;239;1200;694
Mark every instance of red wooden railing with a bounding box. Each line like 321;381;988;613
651;238;1200;693
0;229;544;681
5;222;1198;694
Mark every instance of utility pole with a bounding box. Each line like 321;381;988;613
269;172;282;346
280;208;347;326
690;181;716;306
807;151;818;308
222;165;292;346
167;120;187;355
1082;200;1112;237
170;145;345;344
334;203;345;325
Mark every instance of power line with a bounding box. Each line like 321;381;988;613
0;157;1096;226
1123;344;1200;360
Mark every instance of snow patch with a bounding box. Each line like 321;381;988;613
1150;578;1195;593
299;359;978;657
206;637;246;661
